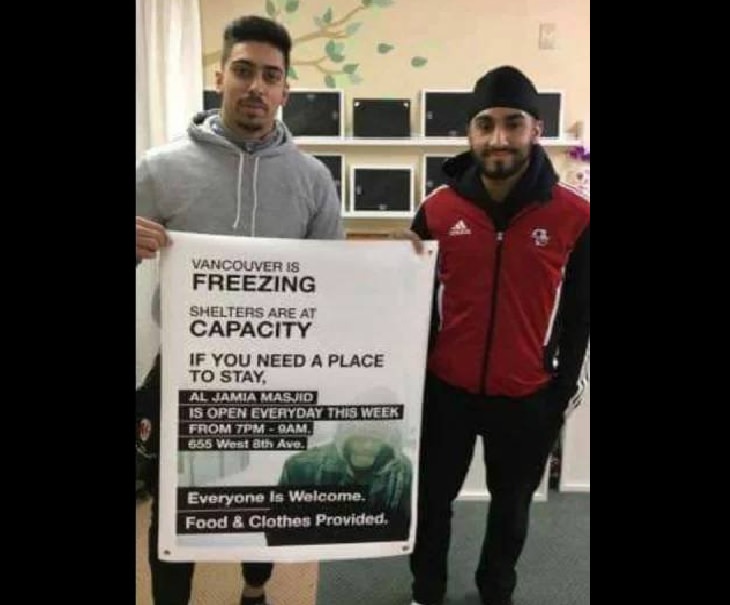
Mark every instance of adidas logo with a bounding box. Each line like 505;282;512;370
448;220;471;236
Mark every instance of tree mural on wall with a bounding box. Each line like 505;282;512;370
203;0;429;88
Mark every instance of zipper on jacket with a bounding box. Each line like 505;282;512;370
476;201;545;394
478;230;504;395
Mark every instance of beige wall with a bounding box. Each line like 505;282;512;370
199;0;589;231
201;0;588;125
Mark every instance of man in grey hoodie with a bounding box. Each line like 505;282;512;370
136;15;343;605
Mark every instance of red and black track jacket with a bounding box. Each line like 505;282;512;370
412;145;590;406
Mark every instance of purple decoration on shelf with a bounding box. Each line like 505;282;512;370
568;145;590;162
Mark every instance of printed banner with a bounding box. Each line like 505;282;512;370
157;232;438;562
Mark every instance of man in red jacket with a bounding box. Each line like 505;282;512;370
408;66;590;605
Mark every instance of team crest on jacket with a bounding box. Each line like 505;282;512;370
531;227;549;247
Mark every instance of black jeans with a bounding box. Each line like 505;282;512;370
410;373;564;605
138;355;274;605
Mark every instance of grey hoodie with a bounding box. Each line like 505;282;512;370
137;109;345;323
137;109;344;239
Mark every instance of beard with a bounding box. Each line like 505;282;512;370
473;146;530;180
233;96;271;133
236;118;265;133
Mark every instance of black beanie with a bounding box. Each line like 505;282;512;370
467;65;540;121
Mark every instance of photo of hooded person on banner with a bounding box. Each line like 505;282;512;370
265;385;414;546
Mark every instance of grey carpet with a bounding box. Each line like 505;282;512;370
316;491;589;605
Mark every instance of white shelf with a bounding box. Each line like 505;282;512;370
343;210;413;219
294;136;580;148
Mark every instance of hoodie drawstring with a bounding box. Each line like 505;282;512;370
232;153;259;236
232;153;244;230
251;156;260;237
